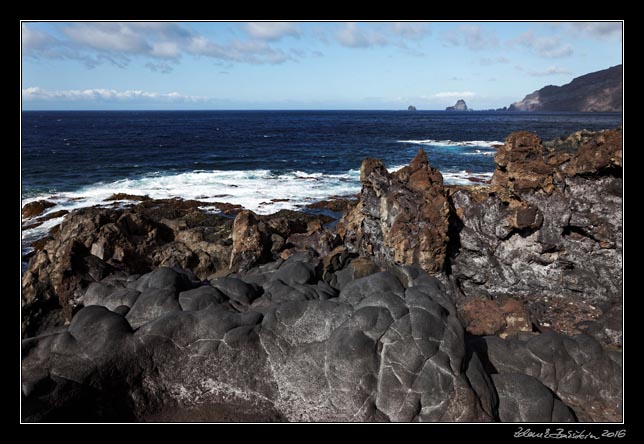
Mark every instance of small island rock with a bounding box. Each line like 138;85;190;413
446;99;468;111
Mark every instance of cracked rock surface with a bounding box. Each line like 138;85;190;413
448;129;622;338
21;128;623;422
23;253;496;422
22;252;621;422
468;332;622;422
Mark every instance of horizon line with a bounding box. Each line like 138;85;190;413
20;109;623;113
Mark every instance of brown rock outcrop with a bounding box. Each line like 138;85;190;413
104;193;151;202
229;209;337;272
22;209;70;230
229;210;267;271
491;128;622;195
305;197;355;213
338;149;450;273
22;200;232;337
460;298;532;337
451;128;622;339
22;200;56;219
23;199;339;337
461;299;505;336
491;131;555;194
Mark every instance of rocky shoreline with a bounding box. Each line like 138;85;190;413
21;127;622;422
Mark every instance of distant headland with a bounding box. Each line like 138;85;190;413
508;65;622;112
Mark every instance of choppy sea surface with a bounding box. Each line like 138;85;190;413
21;110;622;251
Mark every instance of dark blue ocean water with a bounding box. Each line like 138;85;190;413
20;110;622;253
22;110;622;200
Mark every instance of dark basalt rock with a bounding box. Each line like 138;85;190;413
210;277;263;309
339;128;621;341
22;210;70;230
83;284;140;311
491;373;576;422
22;199;337;338
575;303;622;348
104;193;151;202
178;286;227;311
22;256;621;422
23;260;497;422
450;128;622;325
21;127;622;422
468;331;622;422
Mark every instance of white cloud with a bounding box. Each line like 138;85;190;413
244;22;301;41
560;22;622;39
388;22;431;39
335;22;431;50
22;87;206;103
513;31;573;58
335;22;387;48
63;23;151;53
579;22;622;38
23;22;300;70
187;36;291;64
480;56;509;65
540;44;573;58
433;91;477;98
151;41;181;58
127;22;193;40
442;25;498;50
144;61;176;74
525;66;572;77
22;24;56;51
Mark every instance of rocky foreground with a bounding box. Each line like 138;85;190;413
21;128;622;422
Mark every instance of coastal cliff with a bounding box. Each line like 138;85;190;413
509;65;622;112
21;128;623;422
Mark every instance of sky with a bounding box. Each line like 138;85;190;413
21;21;623;110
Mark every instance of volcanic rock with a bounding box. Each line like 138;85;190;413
104;193;151;202
338;149;450;274
22;200;56;219
23;260;496;422
468;331;622;422
450;128;622;310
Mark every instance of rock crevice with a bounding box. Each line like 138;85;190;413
21;127;623;422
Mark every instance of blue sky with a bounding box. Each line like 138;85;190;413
21;21;623;110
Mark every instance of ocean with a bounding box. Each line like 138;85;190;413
21;110;622;254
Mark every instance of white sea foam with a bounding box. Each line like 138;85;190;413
442;171;494;185
21;168;363;243
388;164;493;185
397;139;504;148
462;149;496;156
22;214;68;248
21;166;493;245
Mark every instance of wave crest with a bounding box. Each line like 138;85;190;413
397;139;504;148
